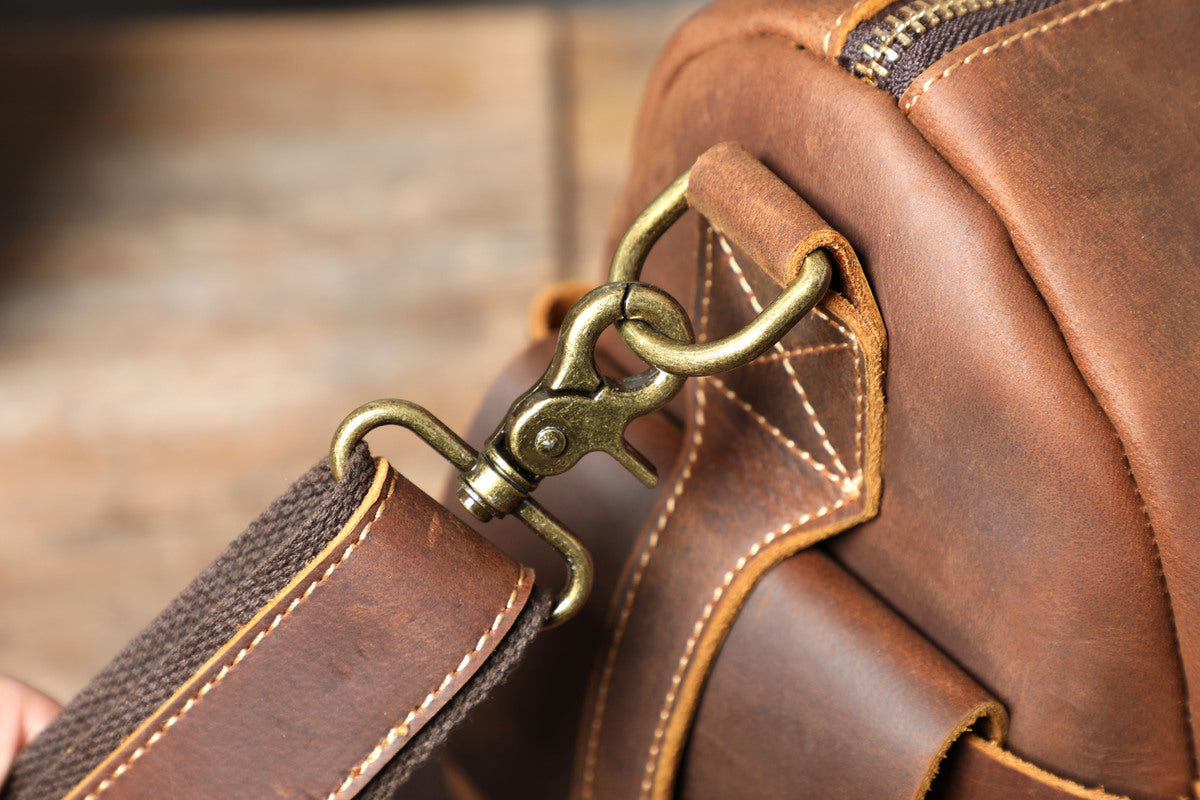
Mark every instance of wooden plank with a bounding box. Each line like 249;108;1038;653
0;8;556;699
562;2;703;279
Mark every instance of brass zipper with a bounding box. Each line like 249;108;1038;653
851;0;1025;83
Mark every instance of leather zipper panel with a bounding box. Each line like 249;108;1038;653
842;0;1068;97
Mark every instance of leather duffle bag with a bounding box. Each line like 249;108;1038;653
4;0;1199;798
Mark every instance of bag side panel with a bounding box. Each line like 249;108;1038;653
599;24;1191;799
902;0;1200;783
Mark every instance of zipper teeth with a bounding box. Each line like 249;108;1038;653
850;0;1023;83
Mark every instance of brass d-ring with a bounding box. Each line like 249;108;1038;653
607;167;832;377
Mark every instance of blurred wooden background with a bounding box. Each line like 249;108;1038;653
0;2;699;700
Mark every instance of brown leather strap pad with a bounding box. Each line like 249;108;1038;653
62;459;535;800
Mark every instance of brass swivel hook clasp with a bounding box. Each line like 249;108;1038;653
330;152;835;629
493;281;692;489
330;280;692;628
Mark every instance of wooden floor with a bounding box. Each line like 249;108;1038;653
0;3;700;700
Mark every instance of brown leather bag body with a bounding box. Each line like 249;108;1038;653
5;1;1198;799
448;1;1200;799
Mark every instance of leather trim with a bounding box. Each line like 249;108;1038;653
821;0;898;58
327;571;532;800
900;0;1131;113
62;460;534;800
901;0;1200;791
931;736;1129;800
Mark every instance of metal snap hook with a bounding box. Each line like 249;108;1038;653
329;151;831;630
500;281;693;487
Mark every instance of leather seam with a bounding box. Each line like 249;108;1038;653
968;735;1130;799
923;141;1199;784
638;493;852;797
813;306;865;478
914;163;1200;800
81;476;398;800
636;231;866;798
823;0;876;58
755;340;851;363
718;234;853;480
928;178;1199;789
919;702;1010;799
901;52;1197;783
902;0;1136;113
706;375;847;485
1116;443;1198;785
577;226;715;800
325;568;531;800
628;9;1190;791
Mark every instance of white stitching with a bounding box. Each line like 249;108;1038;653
852;339;864;475
754;341;851;364
579;228;715;799
638;497;850;796
84;479;397;800
813;305;854;340
589;223;870;799
635;244;869;798
903;0;1134;112
719;236;850;477
823;0;874;57
707;376;848;489
326;571;530;800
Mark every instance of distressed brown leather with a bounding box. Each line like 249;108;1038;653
444;336;682;800
62;460;534;800
930;736;1127;800
681;548;1006;800
458;318;1127;800
577;4;1195;795
902;0;1200;780
446;2;1199;796
688;141;855;287
17;2;1190;798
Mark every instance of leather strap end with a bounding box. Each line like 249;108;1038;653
60;458;540;800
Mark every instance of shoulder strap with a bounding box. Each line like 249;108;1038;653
5;451;547;800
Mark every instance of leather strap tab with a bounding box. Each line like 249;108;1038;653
688;141;845;287
63;459;534;800
576;165;887;800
